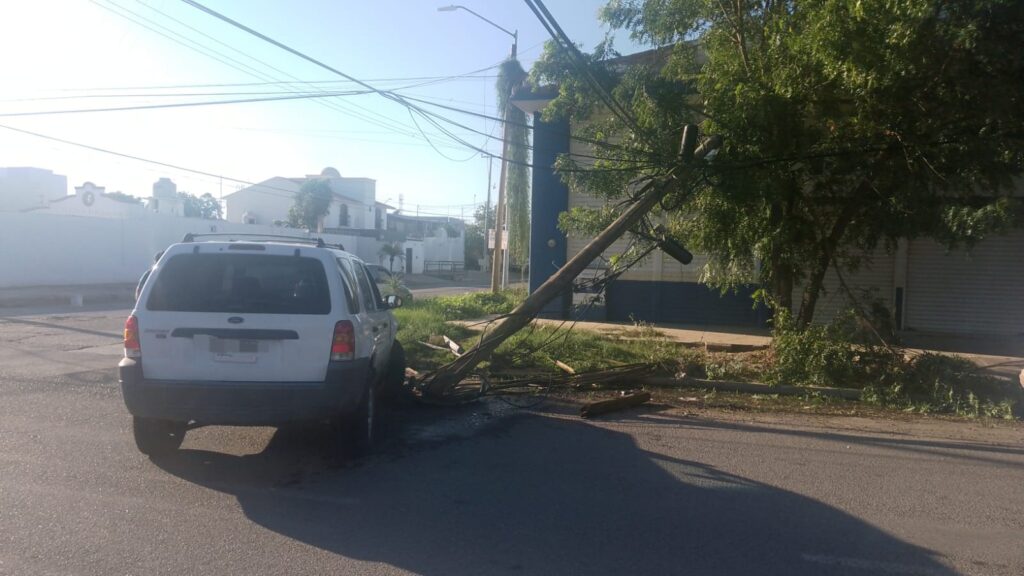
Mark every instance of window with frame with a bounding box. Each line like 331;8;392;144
353;263;378;311
336;257;360;314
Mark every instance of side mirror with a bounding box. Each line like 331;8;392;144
384;294;403;309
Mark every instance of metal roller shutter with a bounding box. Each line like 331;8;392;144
905;230;1024;336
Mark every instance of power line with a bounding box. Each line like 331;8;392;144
37;72;499;93
94;0;422;139
522;0;645;139
175;0;527;164
0;90;376;117
124;0;420;135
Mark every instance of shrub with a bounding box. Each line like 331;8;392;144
768;307;1017;418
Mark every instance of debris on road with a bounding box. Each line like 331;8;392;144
443;335;464;356
580;391;652;418
554;360;576;375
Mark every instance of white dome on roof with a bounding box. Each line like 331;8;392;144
320;167;341;178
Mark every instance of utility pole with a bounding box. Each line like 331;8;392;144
485;156;493;272
422;128;719;397
490;39;517;293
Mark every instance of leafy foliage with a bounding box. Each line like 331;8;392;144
532;0;1024;327
378;242;405;272
464;204;494;270
379;272;413;302
287;179;333;230
497;58;531;268
769;307;1017;418
179;192;222;219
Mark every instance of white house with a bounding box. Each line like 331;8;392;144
0;167;68;212
148;177;183;216
46;182;149;219
225;167;388;232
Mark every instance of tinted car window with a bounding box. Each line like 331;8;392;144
354;263;378;311
146;253;330;314
362;264;385;305
336;257;361;314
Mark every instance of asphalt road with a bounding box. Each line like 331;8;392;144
2;308;1023;576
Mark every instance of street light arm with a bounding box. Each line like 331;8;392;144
438;5;517;42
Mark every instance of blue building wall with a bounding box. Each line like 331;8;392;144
606;281;769;327
525;111;766;327
528;113;572;318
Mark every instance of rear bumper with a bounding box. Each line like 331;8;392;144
118;357;370;426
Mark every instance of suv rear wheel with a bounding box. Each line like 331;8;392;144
132;417;186;456
348;380;377;455
330;378;378;459
381;341;407;401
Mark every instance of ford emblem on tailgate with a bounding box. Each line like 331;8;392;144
227;316;244;324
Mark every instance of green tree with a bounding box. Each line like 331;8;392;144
287;179;333;231
379;241;405;273
534;0;1023;327
464;203;495;270
497;58;531;270
179;192;222;219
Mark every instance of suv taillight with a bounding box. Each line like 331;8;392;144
331;320;355;361
124;315;141;359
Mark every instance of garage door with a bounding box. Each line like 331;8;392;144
905;230;1024;336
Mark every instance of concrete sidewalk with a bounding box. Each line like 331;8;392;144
532;318;772;351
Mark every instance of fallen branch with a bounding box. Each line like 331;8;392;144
554;360;576;375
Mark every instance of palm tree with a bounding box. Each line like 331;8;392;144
379;242;405;273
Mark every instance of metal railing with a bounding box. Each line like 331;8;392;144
424;260;465;279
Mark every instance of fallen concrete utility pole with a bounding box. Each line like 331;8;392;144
420;127;722;397
580;392;652;418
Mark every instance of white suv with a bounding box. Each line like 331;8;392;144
119;234;405;456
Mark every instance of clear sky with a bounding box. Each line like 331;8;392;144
0;0;638;221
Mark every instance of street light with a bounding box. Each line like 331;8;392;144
437;5;517;58
438;4;518;292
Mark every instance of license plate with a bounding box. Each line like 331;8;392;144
210;338;260;354
213;352;257;364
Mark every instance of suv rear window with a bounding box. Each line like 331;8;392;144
146;253;331;314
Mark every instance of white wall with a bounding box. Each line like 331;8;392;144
422;230;465;264
0;167;68;212
0;212;359;288
47;193;148;219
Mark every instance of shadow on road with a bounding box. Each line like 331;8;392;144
152;409;957;576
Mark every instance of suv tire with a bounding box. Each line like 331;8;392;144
133;417;186;456
337;379;377;458
381;341;407;401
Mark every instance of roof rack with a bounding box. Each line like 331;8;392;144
182;229;346;250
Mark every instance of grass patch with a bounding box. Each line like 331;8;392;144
487;324;700;373
393;289;525;370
